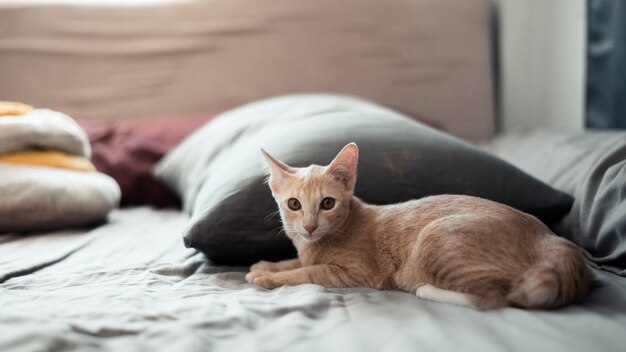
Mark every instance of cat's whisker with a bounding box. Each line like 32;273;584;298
268;225;287;238
264;209;281;221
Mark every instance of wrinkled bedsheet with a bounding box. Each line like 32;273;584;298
1;208;626;351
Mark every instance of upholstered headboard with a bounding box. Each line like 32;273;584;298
0;0;494;141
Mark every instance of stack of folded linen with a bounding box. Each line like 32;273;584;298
0;102;121;233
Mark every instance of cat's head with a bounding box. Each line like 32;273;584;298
261;143;358;244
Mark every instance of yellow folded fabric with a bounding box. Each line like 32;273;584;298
0;101;34;116
0;150;96;172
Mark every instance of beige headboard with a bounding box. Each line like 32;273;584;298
0;0;494;141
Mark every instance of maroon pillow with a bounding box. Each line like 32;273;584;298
80;116;213;207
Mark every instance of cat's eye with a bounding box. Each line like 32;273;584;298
320;197;335;210
287;198;301;211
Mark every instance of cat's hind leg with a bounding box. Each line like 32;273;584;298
415;284;477;308
415;284;508;310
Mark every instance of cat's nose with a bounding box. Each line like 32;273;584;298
304;224;318;235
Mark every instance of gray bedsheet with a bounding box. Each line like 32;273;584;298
1;207;626;351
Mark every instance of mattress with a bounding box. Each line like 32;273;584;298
1;207;625;351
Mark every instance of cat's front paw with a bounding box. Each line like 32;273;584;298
245;269;266;283
250;260;277;272
245;270;280;289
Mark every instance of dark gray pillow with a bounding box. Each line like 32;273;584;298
485;130;626;276
155;94;573;265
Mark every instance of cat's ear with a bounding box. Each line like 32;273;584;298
261;148;294;193
326;143;359;191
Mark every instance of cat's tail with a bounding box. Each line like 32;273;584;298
506;236;592;309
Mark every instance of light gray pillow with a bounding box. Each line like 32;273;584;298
0;109;91;158
155;94;573;265
485;130;626;276
0;164;120;233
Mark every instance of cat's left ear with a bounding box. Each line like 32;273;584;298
261;148;294;194
326;143;359;192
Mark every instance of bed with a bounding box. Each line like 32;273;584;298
2;0;626;351
1;207;625;351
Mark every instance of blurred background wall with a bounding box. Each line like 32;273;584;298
495;0;586;132
1;0;591;135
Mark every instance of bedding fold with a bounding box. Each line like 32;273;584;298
0;230;96;284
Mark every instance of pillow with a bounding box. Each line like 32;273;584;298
0;164;120;233
155;94;573;265
80;116;213;207
0;109;91;157
484;130;626;276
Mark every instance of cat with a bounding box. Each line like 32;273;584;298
246;143;591;309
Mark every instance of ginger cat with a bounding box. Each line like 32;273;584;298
246;143;591;309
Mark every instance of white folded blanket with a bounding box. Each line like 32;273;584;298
0;108;120;233
0;163;120;233
0;109;91;158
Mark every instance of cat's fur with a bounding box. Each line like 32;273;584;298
246;143;591;309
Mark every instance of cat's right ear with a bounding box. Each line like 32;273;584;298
261;148;294;193
325;142;359;192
